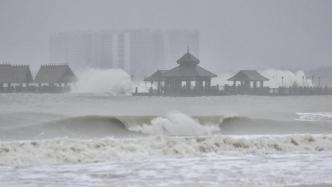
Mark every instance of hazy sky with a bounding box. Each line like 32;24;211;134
0;0;331;72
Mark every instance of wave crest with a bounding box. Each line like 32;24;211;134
128;112;221;136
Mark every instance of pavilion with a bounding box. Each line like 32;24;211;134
144;51;217;96
35;64;77;92
0;64;33;92
226;70;270;94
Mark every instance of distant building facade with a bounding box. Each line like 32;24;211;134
49;29;199;78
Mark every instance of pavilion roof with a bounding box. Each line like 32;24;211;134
163;65;217;78
176;52;200;66
144;51;217;81
12;65;33;83
144;70;168;81
228;70;269;82
0;64;13;83
0;64;33;83
35;64;77;83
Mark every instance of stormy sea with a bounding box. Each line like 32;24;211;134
0;93;332;187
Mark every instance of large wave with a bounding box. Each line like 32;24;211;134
1;111;332;141
0;134;331;166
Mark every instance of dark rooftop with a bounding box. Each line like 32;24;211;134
163;65;217;78
144;70;168;82
176;52;200;66
0;64;33;83
11;65;33;83
0;64;13;83
145;52;216;81
35;64;77;84
228;70;269;82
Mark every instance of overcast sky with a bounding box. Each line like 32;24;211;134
0;0;331;72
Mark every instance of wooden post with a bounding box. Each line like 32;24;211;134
253;81;257;88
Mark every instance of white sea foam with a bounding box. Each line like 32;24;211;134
0;134;331;166
128;112;221;136
72;68;132;95
296;112;332;121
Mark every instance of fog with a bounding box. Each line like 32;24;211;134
0;0;332;72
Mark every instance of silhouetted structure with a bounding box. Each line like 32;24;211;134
225;70;270;95
0;64;12;92
35;64;77;93
143;51;217;96
0;64;33;92
11;65;34;92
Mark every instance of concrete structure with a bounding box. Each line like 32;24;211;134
49;29;199;78
143;51;217;96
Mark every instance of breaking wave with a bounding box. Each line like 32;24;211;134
128;112;221;136
0;112;225;140
0;134;332;166
2;111;332;141
72;68;132;95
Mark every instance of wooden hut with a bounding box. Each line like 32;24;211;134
11;65;34;91
226;70;270;94
0;64;33;92
34;64;77;93
144;51;217;96
0;64;12;92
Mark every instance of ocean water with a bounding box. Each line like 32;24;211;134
0;94;332;186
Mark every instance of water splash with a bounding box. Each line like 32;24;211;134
129;111;220;136
72;68;132;95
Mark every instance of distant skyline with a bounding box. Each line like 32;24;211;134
0;0;331;73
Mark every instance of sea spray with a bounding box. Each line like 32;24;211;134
213;69;313;88
72;68;132;95
128;111;221;136
261;69;313;88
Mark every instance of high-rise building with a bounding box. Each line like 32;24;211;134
49;29;199;78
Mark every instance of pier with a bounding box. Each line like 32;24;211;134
0;64;77;93
135;52;332;96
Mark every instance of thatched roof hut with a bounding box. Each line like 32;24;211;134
0;64;33;84
0;64;13;83
35;64;77;84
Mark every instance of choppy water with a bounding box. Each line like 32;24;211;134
0;94;332;186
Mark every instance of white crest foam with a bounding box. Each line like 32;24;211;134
129;111;221;136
